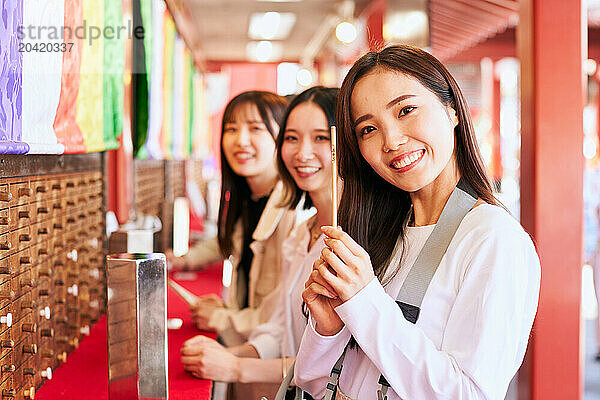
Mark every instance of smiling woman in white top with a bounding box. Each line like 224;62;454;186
180;87;339;399
295;45;541;400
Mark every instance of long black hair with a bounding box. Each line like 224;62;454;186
217;91;288;257
337;45;498;282
275;86;340;210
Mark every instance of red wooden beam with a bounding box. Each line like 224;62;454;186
443;0;517;18
482;0;519;12
431;0;512;24
430;7;502;33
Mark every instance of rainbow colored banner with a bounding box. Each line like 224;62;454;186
160;13;175;160
103;0;125;151
21;0;64;154
144;0;164;159
0;0;27;154
54;0;85;153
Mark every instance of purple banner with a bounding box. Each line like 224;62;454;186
0;141;29;154
0;0;24;149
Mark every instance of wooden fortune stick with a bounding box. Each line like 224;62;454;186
331;125;338;228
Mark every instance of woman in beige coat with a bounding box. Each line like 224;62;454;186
172;91;312;348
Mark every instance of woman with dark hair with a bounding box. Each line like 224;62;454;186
172;91;308;347
181;87;338;398
295;46;540;400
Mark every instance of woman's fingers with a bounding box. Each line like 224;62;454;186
321;226;369;258
315;258;344;293
309;270;338;297
320;247;353;281
324;237;360;269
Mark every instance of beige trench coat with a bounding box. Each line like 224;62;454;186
183;181;314;346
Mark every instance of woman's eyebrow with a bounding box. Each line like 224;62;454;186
386;94;416;109
352;113;373;129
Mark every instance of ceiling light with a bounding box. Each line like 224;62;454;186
246;41;282;62
335;21;357;44
248;12;296;40
296;69;313;86
384;10;427;42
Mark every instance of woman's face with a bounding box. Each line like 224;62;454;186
281;102;332;195
221;102;277;178
351;68;458;193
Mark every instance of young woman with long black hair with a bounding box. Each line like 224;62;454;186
295;46;540;400
181;87;338;399
171;91;309;347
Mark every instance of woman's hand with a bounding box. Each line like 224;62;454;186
302;258;344;336
181;335;240;381
190;295;224;331
318;226;375;302
165;249;187;270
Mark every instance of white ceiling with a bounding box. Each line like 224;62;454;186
176;0;351;62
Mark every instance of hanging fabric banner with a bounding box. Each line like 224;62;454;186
103;0;125;151
172;35;185;160
77;0;104;153
192;72;210;158
161;12;175;160
54;0;85;153
21;0;65;154
185;52;194;159
0;0;28;154
143;0;164;159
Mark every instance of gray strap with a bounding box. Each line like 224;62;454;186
323;181;478;398
396;182;477;308
274;361;298;400
323;347;347;400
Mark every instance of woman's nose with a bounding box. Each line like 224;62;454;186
382;130;409;153
236;127;251;146
296;140;315;161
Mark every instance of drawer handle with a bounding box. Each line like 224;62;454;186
22;344;37;354
0;192;12;202
18;188;32;197
36;185;47;193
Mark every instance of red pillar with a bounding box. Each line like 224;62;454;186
491;66;503;188
517;0;584;399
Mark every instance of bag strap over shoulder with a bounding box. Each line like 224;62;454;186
325;180;478;400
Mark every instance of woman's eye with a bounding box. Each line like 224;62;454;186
224;127;236;134
316;135;330;142
398;106;415;117
284;135;297;142
359;126;376;137
250;125;265;132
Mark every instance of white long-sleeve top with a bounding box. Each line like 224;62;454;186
248;216;325;359
295;204;541;400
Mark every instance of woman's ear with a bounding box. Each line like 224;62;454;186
447;106;459;128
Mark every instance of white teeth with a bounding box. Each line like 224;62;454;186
296;167;319;174
391;151;422;169
236;153;253;160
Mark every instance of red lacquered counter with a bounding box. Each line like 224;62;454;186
36;263;223;400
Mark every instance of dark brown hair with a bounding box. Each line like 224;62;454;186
276;86;339;210
337;45;498;282
217;91;288;257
